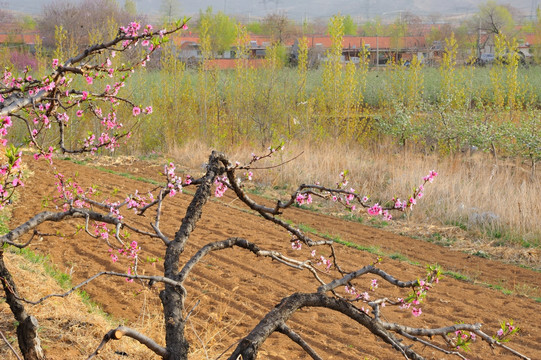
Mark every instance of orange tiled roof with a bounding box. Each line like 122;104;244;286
522;33;539;45
305;35;426;50
171;34;426;50
0;32;38;45
207;58;266;69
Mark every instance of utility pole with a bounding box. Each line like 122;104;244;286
376;31;379;68
478;15;481;57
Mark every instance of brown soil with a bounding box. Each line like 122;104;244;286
6;156;541;360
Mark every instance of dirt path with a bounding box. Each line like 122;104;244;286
8;156;541;359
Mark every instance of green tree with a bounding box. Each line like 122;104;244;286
262;11;295;44
38;0;131;48
389;16;407;54
246;21;263;34
530;7;541;64
124;0;137;16
343;14;357;35
160;0;181;24
197;7;236;55
477;0;516;36
19;15;36;30
359;17;383;36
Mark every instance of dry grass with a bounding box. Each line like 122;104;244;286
170;139;541;261
0;250;237;360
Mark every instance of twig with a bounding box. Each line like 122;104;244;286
184;299;200;322
87;326;166;359
189;317;209;360
9;271;181;305
277;323;323;360
214;340;240;360
243;151;304;170
177;237;326;287
398;330;469;360
0;330;22;360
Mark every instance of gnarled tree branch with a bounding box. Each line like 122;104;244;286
87;326;166;359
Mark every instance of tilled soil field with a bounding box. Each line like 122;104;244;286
6;156;541;359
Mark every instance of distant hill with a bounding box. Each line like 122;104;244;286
5;0;539;22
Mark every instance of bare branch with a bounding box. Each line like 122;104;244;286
382;321;482;337
228;292;423;360
398;331;470;360
318;265;418;294
87;326;166;359
177;237;325;287
0;209;121;247
9;271;181;305
152;190;171;245
224;170;332;247
474;329;531;360
0;330;23;360
277;323;323;360
242;151;304;170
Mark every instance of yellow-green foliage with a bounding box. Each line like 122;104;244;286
504;37;520;109
440;33;459;106
8;24;541;164
198;16;215;138
265;42;287;69
34;35;46;75
491;34;506;109
317;15;369;140
385;55;424;110
229;23;255;145
297;36;308;101
406;55;424;108
53;25;69;61
318;15;344;137
490;34;526;110
357;42;369;105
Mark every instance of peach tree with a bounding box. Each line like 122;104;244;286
0;19;530;360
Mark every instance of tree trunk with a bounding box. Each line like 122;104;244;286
17;316;45;360
161;151;227;360
0;251;46;360
160;286;189;360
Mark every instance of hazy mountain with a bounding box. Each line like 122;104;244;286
4;0;539;22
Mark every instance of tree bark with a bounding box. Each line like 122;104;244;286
228;292;425;360
161;151;227;360
0;251;45;360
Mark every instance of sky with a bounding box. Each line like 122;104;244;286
3;0;539;22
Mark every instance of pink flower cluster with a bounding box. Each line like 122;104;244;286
95;222;110;240
367;203;392;220
309;249;332;270
214;176;228;197
0;147;24;209
165;162;183;197
54;172;94;210
109;241;141;282
495;321;519;342
337;171;348;188
126;190;151;213
0;115;13;146
345;284;371;302
315;256;332;271
295;193;312;205
423;170;438;183
120;21;141;37
397;266;441;318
